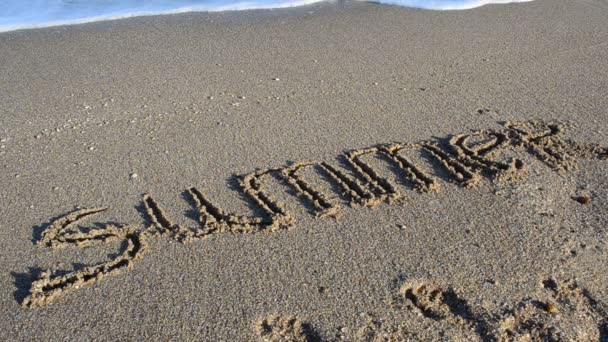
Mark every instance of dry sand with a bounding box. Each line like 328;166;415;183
1;0;607;340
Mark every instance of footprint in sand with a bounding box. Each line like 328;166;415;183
255;315;320;342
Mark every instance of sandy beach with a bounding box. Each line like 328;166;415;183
1;0;607;339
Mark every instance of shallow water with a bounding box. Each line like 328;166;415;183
0;0;533;33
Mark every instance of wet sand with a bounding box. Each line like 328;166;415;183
1;0;607;340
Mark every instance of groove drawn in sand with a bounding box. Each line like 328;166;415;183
147;169;295;243
345;148;402;203
21;120;608;307
36;207;125;248
506;121;571;172
143;194;183;237
317;161;378;206
380;143;440;193
281;162;340;218
24;223;146;308
187;169;294;238
502;120;607;173
449;130;528;183
420;142;481;187
188;186;262;234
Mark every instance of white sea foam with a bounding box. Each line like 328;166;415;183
366;0;533;10
0;0;533;33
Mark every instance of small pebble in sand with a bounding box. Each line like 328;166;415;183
575;196;591;205
130;173;138;179
272;77;280;81
52;187;59;191
545;302;559;314
88;146;95;151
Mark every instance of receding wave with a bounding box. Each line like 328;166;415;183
0;0;533;33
